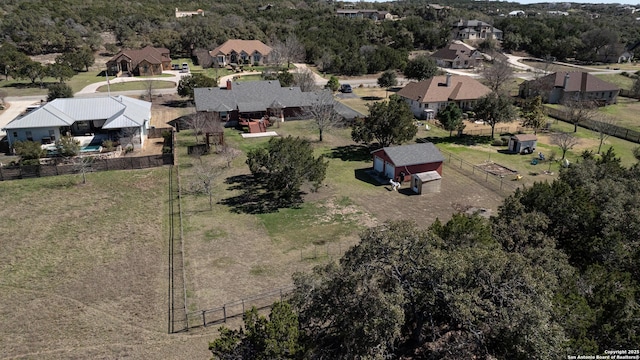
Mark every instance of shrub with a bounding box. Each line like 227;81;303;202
500;136;510;146
162;146;172;154
13;140;46;160
102;140;115;152
125;145;134;154
55;135;80;157
492;139;504;146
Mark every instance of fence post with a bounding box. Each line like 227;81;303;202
105;159;108;170
202;310;206;327
223;305;227;323
0;167;3;181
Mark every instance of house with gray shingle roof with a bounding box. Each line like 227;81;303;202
194;80;363;125
3;96;151;149
519;71;619;105
397;74;491;119
371;142;444;182
431;42;484;69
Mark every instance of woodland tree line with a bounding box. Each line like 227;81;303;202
0;0;639;77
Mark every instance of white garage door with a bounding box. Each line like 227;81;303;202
373;156;384;173
385;162;395;179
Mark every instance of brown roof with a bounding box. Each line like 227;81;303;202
536;71;619;93
431;43;480;61
107;46;170;67
397;75;491;103
210;40;272;56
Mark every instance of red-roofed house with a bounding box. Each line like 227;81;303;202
519;71;620;105
106;46;171;77
210;40;273;66
397;74;491;119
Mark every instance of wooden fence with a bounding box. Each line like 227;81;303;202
545;106;640;144
186;285;295;330
0;154;174;181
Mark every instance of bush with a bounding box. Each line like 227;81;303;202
500;136;510;146
55;134;80;157
162;146;172;154
492;139;504;146
124;145;134;154
13;140;46;160
101;140;115;152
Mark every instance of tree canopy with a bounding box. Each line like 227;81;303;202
437;102;464;137
403;55;439;81
351;94;417;148
246;136;328;200
474;92;517;138
177;73;217;100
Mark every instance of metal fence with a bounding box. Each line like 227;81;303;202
186;286;295;330
440;149;521;196
545;106;640;144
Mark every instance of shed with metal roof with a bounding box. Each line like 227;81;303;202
371;142;444;183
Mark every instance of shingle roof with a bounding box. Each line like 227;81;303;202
194;80;315;113
372;142;444;167
107;46;170;67
431;43;480;61
534;71;619;93
3;96;151;130
397;75;491;103
210;40;272;57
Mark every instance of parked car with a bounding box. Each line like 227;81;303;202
172;64;181;70
181;63;189;73
340;84;353;93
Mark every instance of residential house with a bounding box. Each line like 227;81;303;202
519;71;619;105
371;142;445;183
397;74;492;119
451;19;503;41
3;96;152;150
336;9;393;21
106;46;171;77
431;42;484;69
210;40;272;67
194;80;317;125
175;8;204;17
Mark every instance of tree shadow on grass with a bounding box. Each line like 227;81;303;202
361;96;383;101
219;174;303;214
419;134;493;146
328;144;372;162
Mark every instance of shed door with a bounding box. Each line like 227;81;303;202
373;156;384;173
384;162;395;179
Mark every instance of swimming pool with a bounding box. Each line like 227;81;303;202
80;145;102;153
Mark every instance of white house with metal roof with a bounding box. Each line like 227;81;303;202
3;96;152;150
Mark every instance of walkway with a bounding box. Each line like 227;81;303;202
75;70;189;95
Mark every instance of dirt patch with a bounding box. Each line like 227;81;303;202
475;162;518;176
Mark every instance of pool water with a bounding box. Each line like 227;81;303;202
81;145;102;152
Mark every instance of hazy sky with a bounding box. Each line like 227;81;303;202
347;0;638;4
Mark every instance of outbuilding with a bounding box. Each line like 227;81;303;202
508;134;537;154
411;171;442;194
371;142;445;183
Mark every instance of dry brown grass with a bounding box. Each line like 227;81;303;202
0;169;211;359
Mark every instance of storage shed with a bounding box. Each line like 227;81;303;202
411;171;442;194
508;134;537;154
371;142;445;183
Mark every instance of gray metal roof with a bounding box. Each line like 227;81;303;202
3;96;151;130
194;80;315;113
373;142;445;167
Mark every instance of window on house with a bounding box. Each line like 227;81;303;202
13;132;17;138
49;129;56;141
26;131;33;141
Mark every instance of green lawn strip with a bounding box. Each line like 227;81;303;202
96;80;176;92
594;73;634;90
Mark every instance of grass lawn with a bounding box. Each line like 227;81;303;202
588;63;640;71
96;79;176;92
595;73;635;90
598;97;640;132
0;70;108;97
521;60;595;73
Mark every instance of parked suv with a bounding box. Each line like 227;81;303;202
340;84;352;93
